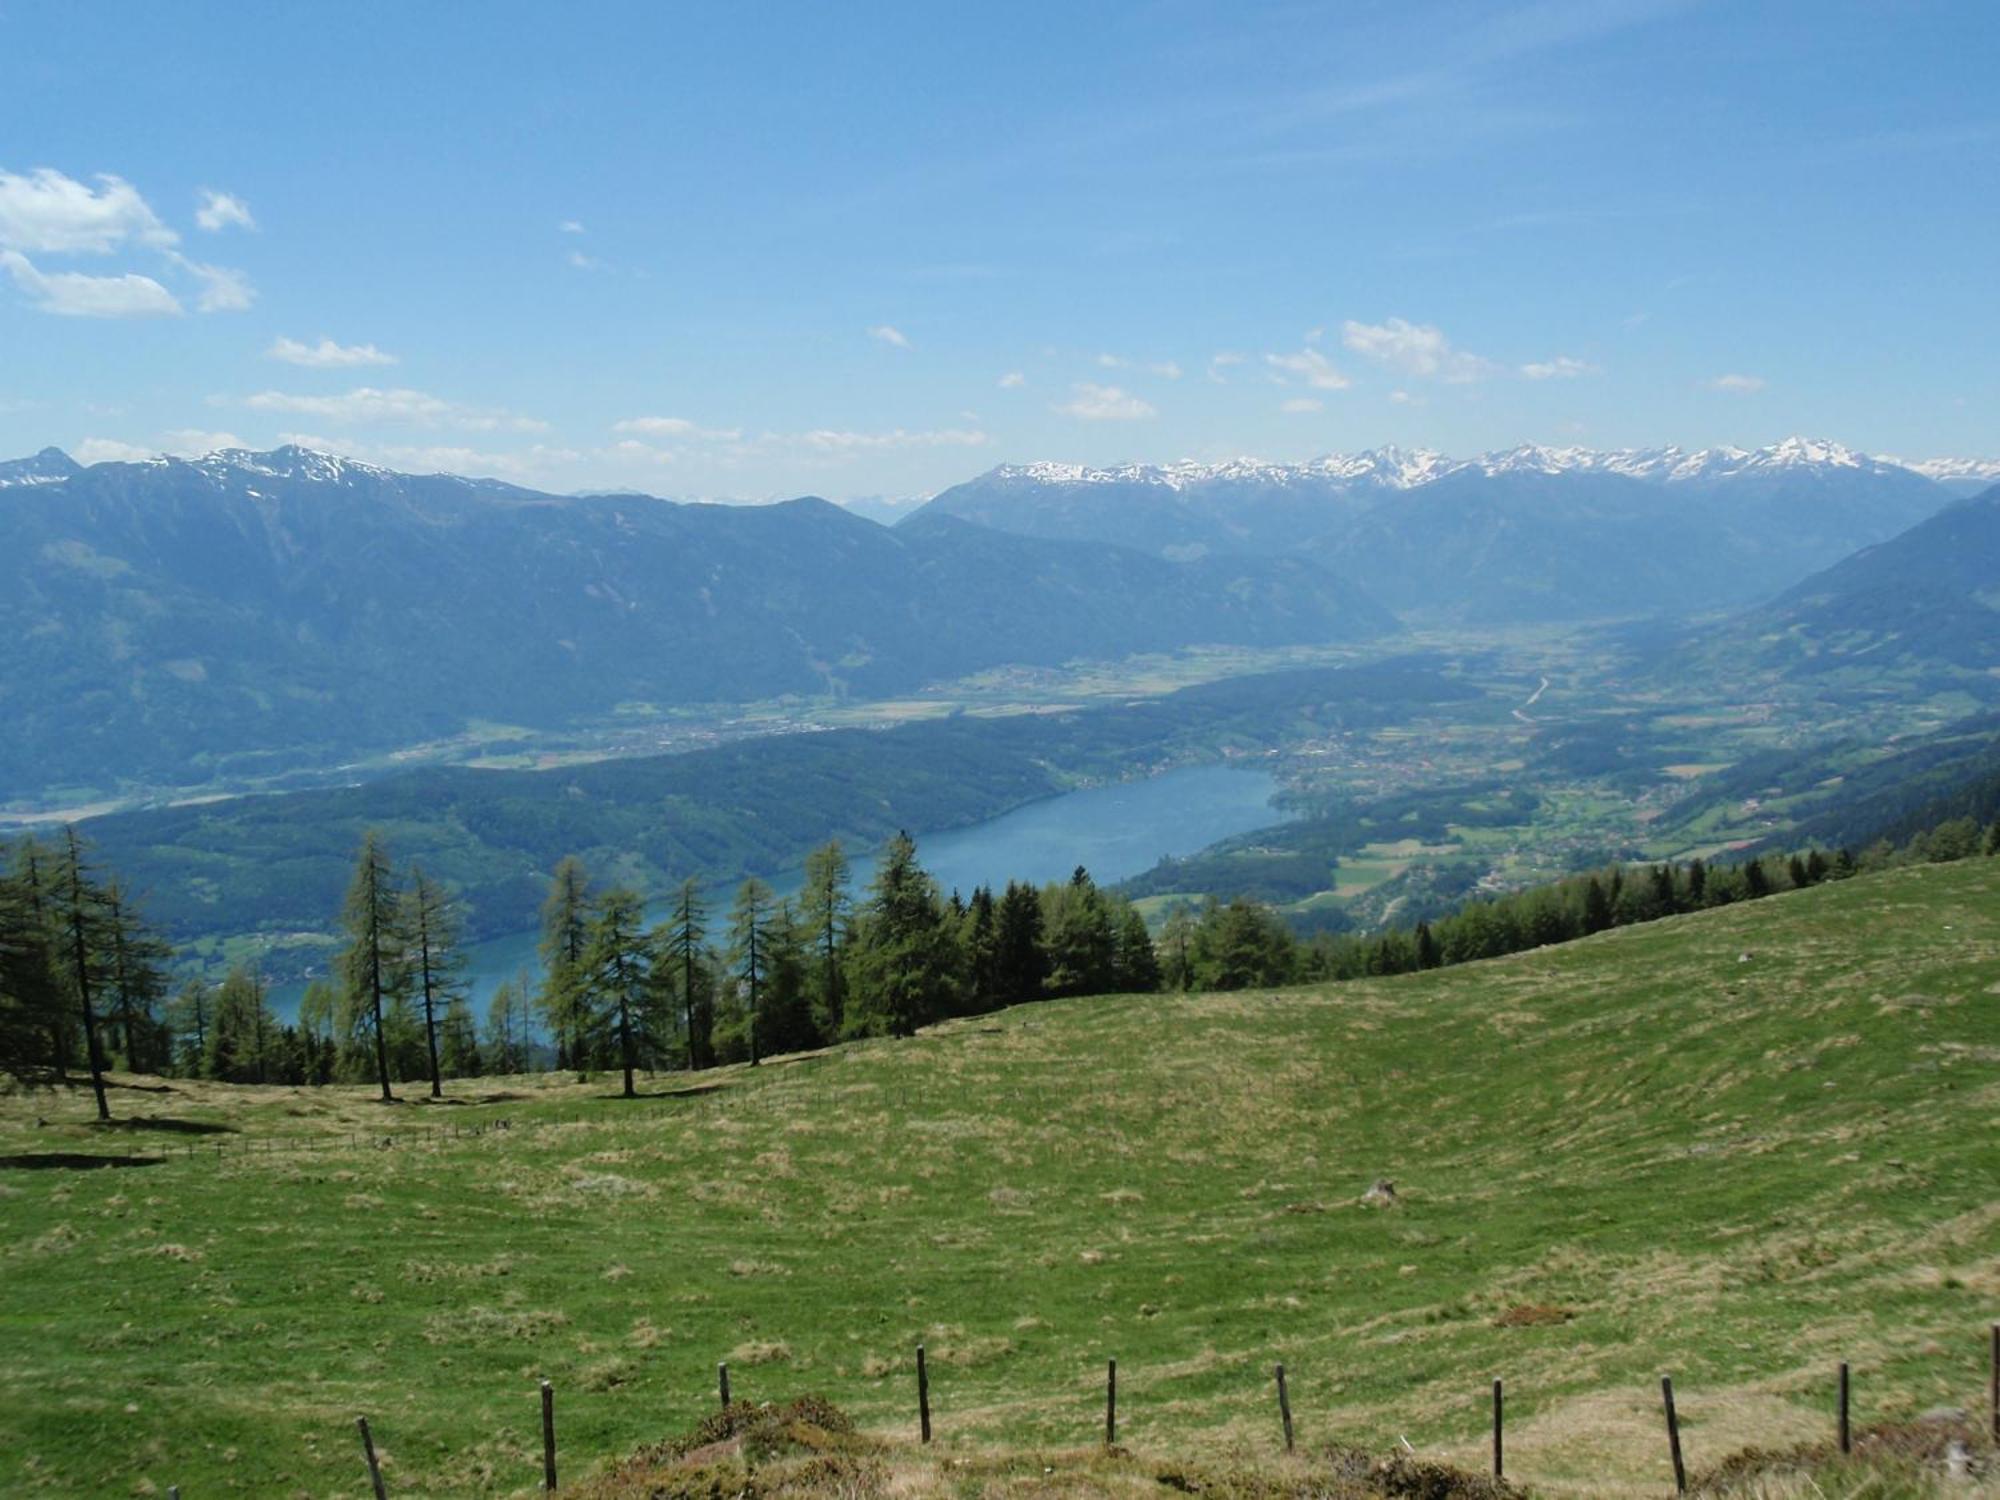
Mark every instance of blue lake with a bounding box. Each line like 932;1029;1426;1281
278;762;1285;1019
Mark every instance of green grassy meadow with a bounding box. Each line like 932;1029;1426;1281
2;860;1996;1497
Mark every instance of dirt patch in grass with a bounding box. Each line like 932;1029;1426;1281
1493;1303;1574;1328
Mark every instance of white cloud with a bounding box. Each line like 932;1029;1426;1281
1096;353;1181;379
0;168;175;253
269;336;398;368
169;253;254;312
566;249;601;271
785;427;988;453
997;371;1027;389
1520;355;1598;380
162;428;245;454
1207;352;1246;384
611;416;743;441
1341;318;1494;382
1263;349;1351;390
1056;382;1156;421
1280;397;1323;414
75;437;160;464
278;432;580;479
559;219;586;234
0;250;181;317
243;386;547;431
194;190;255;233
1705;372;1767;393
868;324;912;350
1388;389;1423;406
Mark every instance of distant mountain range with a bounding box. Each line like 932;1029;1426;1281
1685;482;2000;684
0;445;1389;802
915;438;1964;622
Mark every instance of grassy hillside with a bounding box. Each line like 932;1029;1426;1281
1;859;1995;1497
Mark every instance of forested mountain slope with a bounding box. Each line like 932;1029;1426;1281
0;447;1391;801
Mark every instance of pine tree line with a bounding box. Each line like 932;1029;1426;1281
7;808;1998;1101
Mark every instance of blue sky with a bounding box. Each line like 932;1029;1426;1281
1;0;1994;499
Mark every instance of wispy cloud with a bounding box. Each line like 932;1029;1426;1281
1207;352;1246;384
997;371;1027;389
1057;382;1156;421
1263;348;1351;390
612;415;744;441
75;437;160;464
269;336;397;368
168;252;254;312
1280;397;1323;414
0;169;251;314
1705;372;1766;393
280;432;581;480
243;386;548;431
1520;355;1599;380
194;190;255;233
0;250;180;317
868;324;913;349
0;168;175;253
784;427;988;453
559;219;586;234
1341;318;1493;382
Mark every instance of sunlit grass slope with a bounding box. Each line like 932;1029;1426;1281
1;860;1995;1497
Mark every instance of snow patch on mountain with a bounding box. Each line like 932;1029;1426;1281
985;437;1940;495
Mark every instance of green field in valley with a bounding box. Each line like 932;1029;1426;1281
2;859;1996;1497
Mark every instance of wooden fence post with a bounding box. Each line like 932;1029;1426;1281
1838;1362;1850;1454
1105;1358;1117;1447
1660;1376;1686;1494
541;1378;557;1491
1274;1363;1294;1453
718;1361;731;1408
1492;1377;1503;1478
356;1415;389;1499
916;1344;932;1443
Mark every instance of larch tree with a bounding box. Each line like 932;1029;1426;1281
538;856;594;1077
798;840;851;1039
54;827;113;1120
0;856;65;1085
662;878;712;1070
11;840;68;1082
336;830;404;1103
588;887;652;1097
101;879;169;1074
728;877;777;1065
403;866;466;1099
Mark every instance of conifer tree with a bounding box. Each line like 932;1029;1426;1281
10;841;69;1082
850;834;958;1037
0;858;64;1084
588;887;652;1096
993;879;1048;1001
206;967;276;1083
538;856;594;1077
101;880;169;1074
662;878;713;1069
728;878;777;1065
440;996;482;1078
336;830;404;1102
1114;905;1161;992
403;867;466;1099
799;841;851;1038
1158;902;1196;991
484;977;527;1074
54;827;113;1120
